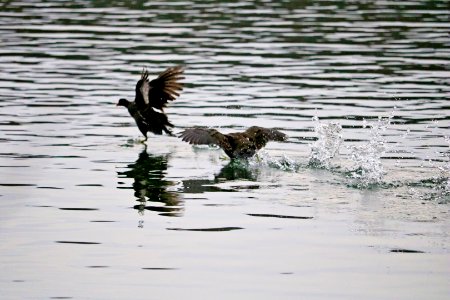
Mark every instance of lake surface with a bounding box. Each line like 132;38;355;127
0;1;449;299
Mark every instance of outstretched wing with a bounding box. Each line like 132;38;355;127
135;66;184;111
245;126;287;149
180;128;232;152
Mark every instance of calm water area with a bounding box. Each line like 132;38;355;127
0;1;449;299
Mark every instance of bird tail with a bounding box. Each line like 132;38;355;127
144;108;174;136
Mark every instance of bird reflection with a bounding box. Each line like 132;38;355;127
117;147;182;217
181;160;258;193
216;160;257;181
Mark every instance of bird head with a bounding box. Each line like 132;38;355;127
247;126;287;141
116;98;130;107
246;126;287;149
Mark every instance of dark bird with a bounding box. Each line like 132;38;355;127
117;66;184;141
180;126;287;159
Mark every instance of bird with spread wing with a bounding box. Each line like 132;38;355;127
117;66;184;141
180;126;287;159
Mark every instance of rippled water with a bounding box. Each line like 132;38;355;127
1;1;449;299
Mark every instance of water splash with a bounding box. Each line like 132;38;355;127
271;155;300;172
308;116;343;169
251;151;300;172
347;113;393;188
408;133;450;202
431;135;450;202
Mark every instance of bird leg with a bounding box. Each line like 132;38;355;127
139;135;148;144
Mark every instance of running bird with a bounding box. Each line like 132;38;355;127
180;126;287;159
117;66;184;141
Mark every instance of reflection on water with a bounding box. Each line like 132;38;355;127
118;148;261;201
117;147;182;216
215;160;258;181
182;160;258;193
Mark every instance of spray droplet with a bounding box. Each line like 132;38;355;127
308;120;343;169
347;116;391;188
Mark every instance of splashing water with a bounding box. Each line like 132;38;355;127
433;135;450;202
407;132;450;202
308;116;343;169
271;155;300;172
251;151;300;172
347;114;393;188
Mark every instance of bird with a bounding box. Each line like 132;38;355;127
117;66;184;141
179;126;287;159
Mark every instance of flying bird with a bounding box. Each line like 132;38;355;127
117;66;184;141
180;126;287;159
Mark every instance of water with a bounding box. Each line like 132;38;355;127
347;114;392;187
1;1;449;299
308;116;343;169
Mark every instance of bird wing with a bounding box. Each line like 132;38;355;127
180;128;232;152
134;69;150;109
135;66;184;111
